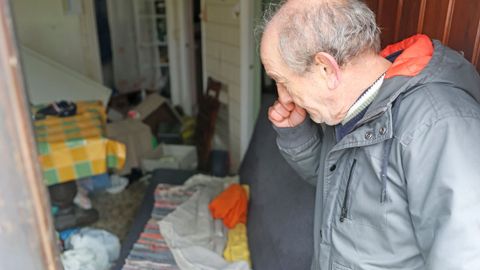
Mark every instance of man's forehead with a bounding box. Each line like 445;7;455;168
260;31;279;66
260;41;288;81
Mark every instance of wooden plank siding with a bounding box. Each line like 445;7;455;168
364;0;480;72
203;0;242;170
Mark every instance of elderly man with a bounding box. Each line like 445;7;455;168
261;0;480;269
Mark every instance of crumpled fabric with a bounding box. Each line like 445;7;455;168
209;184;248;229
62;228;120;270
61;248;103;270
223;223;251;266
158;174;250;270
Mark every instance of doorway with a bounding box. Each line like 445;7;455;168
95;0;202;115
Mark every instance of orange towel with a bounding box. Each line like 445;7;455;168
209;184;248;228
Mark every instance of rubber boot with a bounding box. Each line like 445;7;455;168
48;182;99;231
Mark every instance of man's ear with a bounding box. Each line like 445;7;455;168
313;52;341;89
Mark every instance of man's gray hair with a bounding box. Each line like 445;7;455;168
272;0;381;74
256;0;286;38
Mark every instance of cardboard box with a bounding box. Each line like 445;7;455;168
141;144;197;172
106;119;154;175
130;94;182;139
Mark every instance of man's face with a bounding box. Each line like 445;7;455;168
260;30;339;125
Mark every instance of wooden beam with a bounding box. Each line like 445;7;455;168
394;0;404;42
472;14;480;66
417;0;427;33
0;1;60;269
443;0;456;44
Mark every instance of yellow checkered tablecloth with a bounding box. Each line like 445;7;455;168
34;101;126;186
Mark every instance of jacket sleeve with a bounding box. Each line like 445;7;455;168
273;118;322;186
403;115;480;269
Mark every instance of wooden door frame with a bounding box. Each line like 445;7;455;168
178;0;197;116
0;1;60;269
80;0;103;84
239;0;261;158
166;0;197;116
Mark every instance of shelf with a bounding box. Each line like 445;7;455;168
140;63;169;70
139;41;167;47
154;63;169;68
133;0;169;92
139;14;166;19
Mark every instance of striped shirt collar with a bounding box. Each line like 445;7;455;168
341;73;385;125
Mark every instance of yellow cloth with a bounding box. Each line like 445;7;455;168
34;101;126;185
223;185;251;266
224;223;251;266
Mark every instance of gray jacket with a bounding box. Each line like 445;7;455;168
275;37;480;270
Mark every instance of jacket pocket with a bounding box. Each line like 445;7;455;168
337;156;388;229
339;159;356;222
332;261;352;270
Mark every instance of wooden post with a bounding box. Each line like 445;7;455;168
0;1;61;269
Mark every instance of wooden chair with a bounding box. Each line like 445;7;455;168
194;77;222;171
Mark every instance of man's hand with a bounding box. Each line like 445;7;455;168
268;100;307;128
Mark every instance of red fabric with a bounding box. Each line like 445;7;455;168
209;184;248;229
380;34;434;79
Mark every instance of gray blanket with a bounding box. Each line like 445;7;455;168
239;94;315;270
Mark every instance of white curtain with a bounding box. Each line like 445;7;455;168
107;0;164;93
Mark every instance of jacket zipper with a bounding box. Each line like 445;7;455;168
340;159;357;222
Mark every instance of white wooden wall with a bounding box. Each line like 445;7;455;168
202;0;243;170
11;0;103;83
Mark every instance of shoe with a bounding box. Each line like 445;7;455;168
54;206;99;231
36;101;77;119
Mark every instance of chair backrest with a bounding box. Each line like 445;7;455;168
194;77;222;171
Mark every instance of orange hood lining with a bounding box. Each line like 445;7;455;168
380;34;434;79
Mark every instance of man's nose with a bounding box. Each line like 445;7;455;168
277;84;293;104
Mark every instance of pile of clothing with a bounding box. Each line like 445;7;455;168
122;174;252;270
209;184;250;264
60;227;121;270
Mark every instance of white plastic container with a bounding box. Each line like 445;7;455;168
141;144;197;172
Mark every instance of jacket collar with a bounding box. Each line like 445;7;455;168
330;108;393;152
380;34;434;79
352;35;435;128
330;35;434;149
